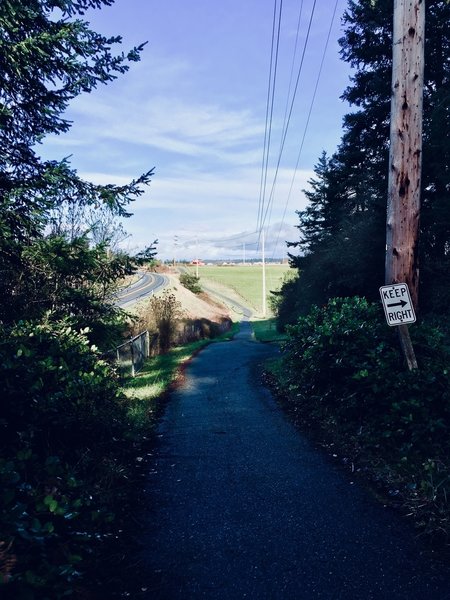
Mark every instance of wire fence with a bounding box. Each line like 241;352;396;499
112;317;231;378
115;331;159;378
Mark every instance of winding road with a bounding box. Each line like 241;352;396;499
122;322;450;600
115;271;168;308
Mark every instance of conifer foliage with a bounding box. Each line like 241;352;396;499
0;2;153;596
0;0;153;322
279;0;450;325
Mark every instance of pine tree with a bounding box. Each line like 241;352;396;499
281;0;450;322
0;0;153;321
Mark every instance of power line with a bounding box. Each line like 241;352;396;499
278;0;304;176
256;0;278;233
257;0;283;235
259;0;317;241
272;0;339;259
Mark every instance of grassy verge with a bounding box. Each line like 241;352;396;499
189;264;290;314
251;318;287;343
123;323;239;431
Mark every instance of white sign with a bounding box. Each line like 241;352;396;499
379;283;416;326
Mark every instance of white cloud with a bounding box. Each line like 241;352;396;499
80;164;315;260
67;93;265;164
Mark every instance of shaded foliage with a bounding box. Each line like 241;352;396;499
278;297;450;540
0;319;131;598
280;0;450;323
19;235;132;349
0;1;154;596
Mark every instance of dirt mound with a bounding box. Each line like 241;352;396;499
162;273;231;321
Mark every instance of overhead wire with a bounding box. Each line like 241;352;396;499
256;0;278;233
277;0;304;177
271;0;339;259
259;0;317;241
257;0;283;235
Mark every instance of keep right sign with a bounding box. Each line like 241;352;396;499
379;283;416;326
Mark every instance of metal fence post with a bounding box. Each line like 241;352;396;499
130;338;135;377
145;330;150;358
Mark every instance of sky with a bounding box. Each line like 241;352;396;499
40;0;354;261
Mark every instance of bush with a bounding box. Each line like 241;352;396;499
179;272;202;294
149;291;183;353
0;317;129;598
283;297;450;444
280;297;450;539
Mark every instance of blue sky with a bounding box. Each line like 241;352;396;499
41;0;353;261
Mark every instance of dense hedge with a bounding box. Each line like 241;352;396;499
0;318;130;598
278;297;450;540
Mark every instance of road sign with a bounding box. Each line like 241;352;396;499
379;283;416;326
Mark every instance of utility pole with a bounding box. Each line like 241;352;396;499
195;235;199;278
173;235;179;267
262;229;267;317
385;0;425;370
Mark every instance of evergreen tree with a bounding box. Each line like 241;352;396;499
281;0;450;323
0;3;154;594
0;0;153;322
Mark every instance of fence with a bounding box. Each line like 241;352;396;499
115;331;158;377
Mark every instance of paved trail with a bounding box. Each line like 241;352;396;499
134;322;450;599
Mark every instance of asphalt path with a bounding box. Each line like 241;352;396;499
133;322;450;599
200;280;253;320
115;271;168;307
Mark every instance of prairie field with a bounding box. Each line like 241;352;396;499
189;263;292;314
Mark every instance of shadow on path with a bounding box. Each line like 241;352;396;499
123;321;450;600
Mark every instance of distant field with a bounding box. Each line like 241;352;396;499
189;264;292;314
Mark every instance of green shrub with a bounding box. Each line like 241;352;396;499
179;272;202;294
0;317;129;597
280;297;450;538
283;297;450;443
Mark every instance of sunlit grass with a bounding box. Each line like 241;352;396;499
122;324;239;433
251;318;287;343
188;264;291;313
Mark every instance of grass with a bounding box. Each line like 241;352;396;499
251;317;287;343
122;323;239;431
189;264;292;314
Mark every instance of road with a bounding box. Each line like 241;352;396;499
115;271;168;308
125;322;450;600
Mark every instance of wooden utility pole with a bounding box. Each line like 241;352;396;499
262;229;267;318
385;0;425;370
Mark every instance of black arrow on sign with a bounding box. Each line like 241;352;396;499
387;299;408;308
